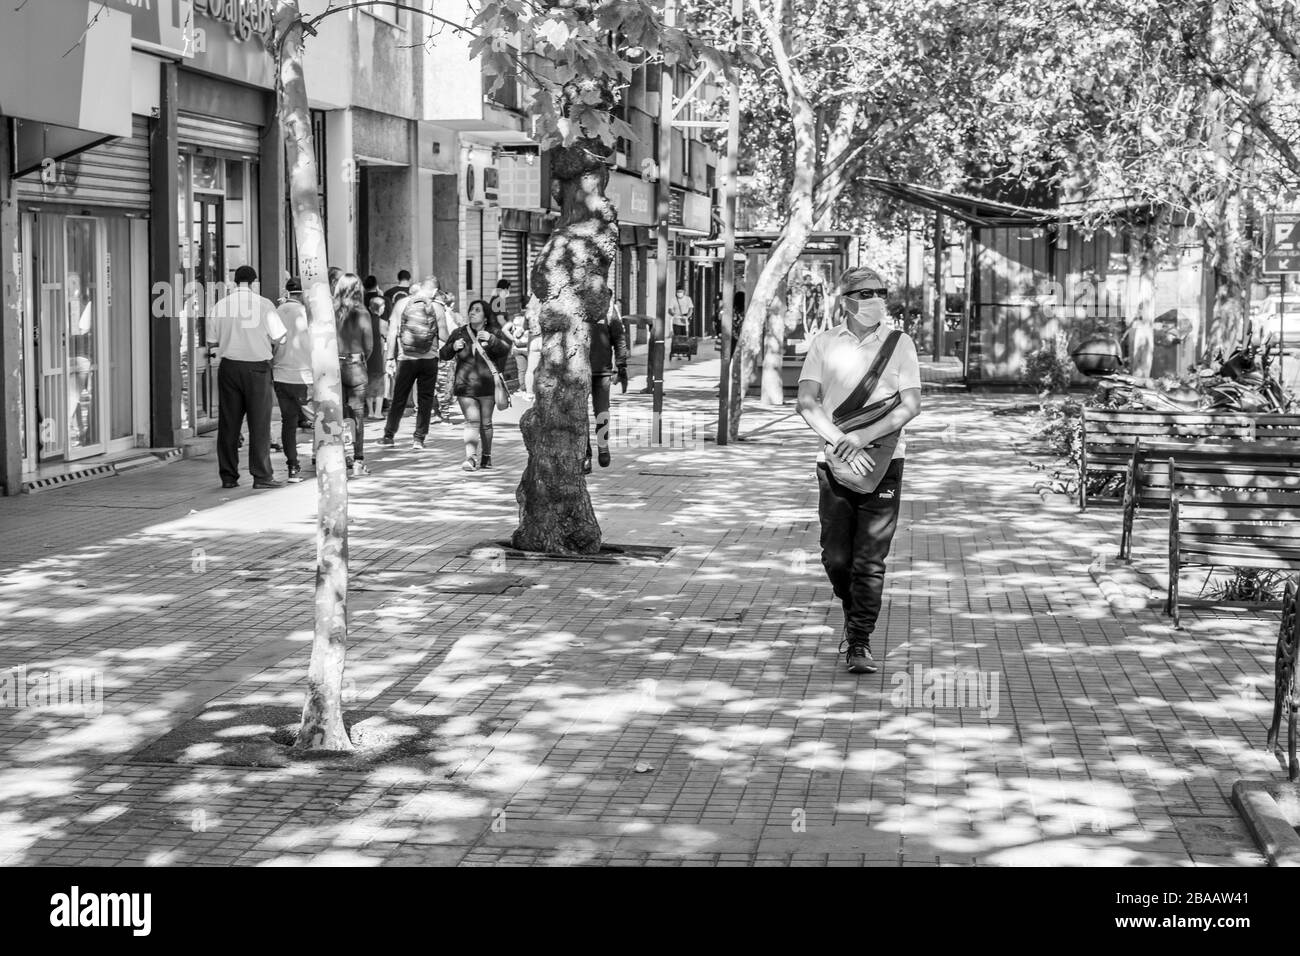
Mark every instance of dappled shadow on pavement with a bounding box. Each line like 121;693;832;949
0;359;1278;865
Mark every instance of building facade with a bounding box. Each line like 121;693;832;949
0;0;718;495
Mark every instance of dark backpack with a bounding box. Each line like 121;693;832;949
399;294;439;353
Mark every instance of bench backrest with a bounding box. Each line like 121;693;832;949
1082;409;1300;450
1171;462;1300;568
1132;441;1300;504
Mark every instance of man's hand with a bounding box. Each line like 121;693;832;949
617;365;628;392
386;359;396;376
831;431;876;475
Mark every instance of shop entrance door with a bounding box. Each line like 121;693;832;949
31;214;107;462
190;194;224;433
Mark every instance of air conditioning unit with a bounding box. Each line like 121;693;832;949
465;155;500;207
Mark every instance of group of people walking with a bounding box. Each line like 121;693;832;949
206;269;629;484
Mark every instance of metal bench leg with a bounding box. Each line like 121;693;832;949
1166;491;1180;627
1268;650;1285;753
1272;583;1298;779
1120;478;1134;561
1290;699;1298;782
1119;442;1141;560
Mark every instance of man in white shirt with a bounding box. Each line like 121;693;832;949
797;265;922;674
668;284;694;335
272;277;312;482
207;265;287;490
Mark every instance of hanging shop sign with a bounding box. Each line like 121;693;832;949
193;0;272;42
101;0;195;57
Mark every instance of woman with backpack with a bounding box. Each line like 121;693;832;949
440;299;509;471
334;273;374;477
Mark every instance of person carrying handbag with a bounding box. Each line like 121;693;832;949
334;273;374;477
796;266;922;675
439;299;509;471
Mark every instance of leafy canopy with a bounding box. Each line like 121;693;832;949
471;0;722;150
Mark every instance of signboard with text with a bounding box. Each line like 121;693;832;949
1264;211;1300;275
101;0;195;57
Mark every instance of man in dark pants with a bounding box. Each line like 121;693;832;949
585;299;629;472
379;278;446;449
207;265;287;489
272;277;312;482
797;266;921;674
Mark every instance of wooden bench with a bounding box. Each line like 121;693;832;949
1079;409;1300;511
1165;461;1300;626
1118;440;1300;559
1269;579;1299;781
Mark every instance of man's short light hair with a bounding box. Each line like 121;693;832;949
416;277;439;298
837;266;886;293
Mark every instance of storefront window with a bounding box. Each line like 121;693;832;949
106;218;134;441
174;150;260;434
192;155;223;192
225;159;249;279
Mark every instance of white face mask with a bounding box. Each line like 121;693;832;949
845;295;887;326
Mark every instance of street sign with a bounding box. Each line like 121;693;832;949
1264;211;1300;274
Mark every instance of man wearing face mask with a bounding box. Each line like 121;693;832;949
796;266;922;674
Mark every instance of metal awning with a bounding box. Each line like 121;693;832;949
858;177;1063;228
694;231;854;251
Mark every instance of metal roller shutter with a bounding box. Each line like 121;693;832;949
500;230;525;316
15;116;151;210
528;232;547;287
178;113;261;158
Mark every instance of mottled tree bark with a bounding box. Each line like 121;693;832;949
512;143;616;554
275;1;352;751
727;0;820;435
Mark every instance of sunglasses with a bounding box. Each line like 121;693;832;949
843;288;888;300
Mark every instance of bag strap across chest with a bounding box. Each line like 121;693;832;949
832;329;902;422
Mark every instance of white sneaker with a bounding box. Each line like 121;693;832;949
351;461;370;477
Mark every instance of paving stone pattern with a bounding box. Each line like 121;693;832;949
0;352;1278;866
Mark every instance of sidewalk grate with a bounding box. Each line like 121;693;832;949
23;464;116;494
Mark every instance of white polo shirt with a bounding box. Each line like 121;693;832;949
798;322;921;461
207;287;286;362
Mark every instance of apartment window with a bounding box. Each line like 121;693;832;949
484;72;521;112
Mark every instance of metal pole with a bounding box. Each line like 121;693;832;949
650;0;676;446
717;0;741;447
933;211;943;361
904;221;911;312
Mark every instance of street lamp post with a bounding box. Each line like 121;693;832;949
650;0;676;445
717;0;742;445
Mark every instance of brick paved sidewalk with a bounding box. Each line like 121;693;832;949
0;354;1278;866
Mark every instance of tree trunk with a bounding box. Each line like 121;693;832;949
275;1;352;751
1208;205;1249;357
1127;212;1168;379
729;0;818;435
1202;0;1257;359
761;294;786;404
512;144;615;555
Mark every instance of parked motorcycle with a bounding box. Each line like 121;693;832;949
1094;329;1293;413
